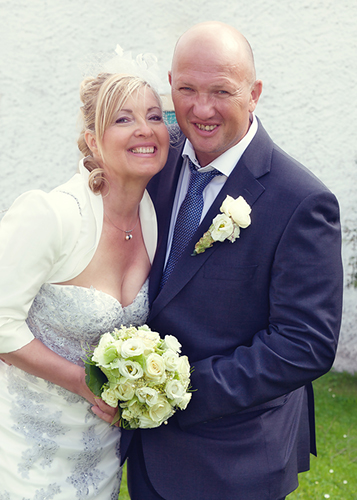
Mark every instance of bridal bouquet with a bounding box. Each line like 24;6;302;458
85;325;192;429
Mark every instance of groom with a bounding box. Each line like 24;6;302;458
123;22;343;499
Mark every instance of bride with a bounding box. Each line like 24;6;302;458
0;67;169;498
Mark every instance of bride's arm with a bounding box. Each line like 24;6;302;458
1;192;117;423
0;339;117;420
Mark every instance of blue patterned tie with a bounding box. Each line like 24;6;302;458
160;159;220;289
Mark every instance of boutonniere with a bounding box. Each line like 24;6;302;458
192;195;252;255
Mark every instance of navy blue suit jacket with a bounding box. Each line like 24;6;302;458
122;119;343;500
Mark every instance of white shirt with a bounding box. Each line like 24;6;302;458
164;113;258;264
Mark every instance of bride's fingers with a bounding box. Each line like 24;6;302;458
91;402;120;427
91;403;115;423
94;397;117;415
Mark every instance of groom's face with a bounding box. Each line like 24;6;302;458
169;41;261;167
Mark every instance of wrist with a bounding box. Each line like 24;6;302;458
71;365;96;405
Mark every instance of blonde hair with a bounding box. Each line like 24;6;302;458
78;73;162;193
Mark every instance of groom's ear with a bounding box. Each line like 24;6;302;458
168;71;172;86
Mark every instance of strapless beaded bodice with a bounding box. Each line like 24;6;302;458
26;280;149;366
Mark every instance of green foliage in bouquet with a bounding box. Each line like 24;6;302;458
85;362;108;397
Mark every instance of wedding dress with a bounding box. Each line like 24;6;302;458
0;280;149;500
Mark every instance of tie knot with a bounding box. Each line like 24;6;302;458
188;159;220;196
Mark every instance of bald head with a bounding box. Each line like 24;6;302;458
172;22;256;86
169;21;262;166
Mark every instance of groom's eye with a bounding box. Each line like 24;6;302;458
179;87;195;95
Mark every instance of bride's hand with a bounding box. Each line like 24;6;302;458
91;397;119;425
76;369;119;425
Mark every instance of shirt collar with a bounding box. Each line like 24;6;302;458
182;113;258;176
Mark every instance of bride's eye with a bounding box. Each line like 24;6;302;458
116;116;131;124
148;114;163;122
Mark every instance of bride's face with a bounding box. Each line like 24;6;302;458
99;87;169;183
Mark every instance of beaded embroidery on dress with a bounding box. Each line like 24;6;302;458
0;280;149;500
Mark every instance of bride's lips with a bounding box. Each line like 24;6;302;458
128;144;158;155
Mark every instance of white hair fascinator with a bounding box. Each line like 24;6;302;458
80;45;163;92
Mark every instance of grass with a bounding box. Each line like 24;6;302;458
288;370;357;499
118;370;357;499
119;462;130;499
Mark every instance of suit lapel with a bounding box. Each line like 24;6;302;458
149;120;273;321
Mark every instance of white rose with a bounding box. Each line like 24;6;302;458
97;332;115;347
135;328;160;354
149;395;174;425
177;392;192;410
145;353;166;382
114;379;135;401
220;195;235;216
165;379;186;402
221;195;251;228
120;338;145;358
125;399;142;418
138;412;157;429
177;355;191;381
162;349;179;371
164;335;182;354
229;196;251;227
136;386;159;407
119;359;144;380
101;387;118;408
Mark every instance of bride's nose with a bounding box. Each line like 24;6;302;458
134;119;154;137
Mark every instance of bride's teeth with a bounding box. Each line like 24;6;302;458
131;147;155;153
197;124;217;131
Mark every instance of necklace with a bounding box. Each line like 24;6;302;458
105;212;139;240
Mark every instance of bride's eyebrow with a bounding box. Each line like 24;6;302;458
118;108;133;114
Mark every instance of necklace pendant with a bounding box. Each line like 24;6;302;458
104;212;139;238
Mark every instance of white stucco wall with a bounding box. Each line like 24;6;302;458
1;0;356;371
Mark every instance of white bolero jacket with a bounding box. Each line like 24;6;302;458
0;159;158;353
